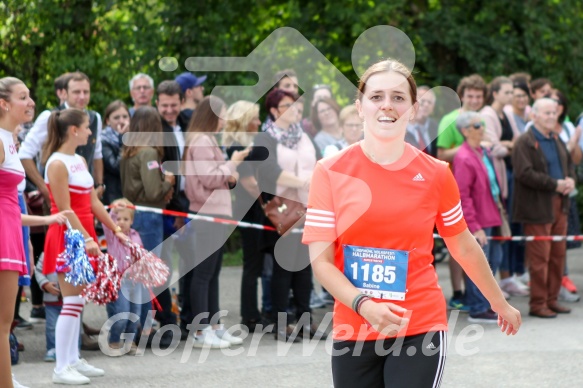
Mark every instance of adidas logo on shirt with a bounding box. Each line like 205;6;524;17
413;173;425;181
426;342;436;350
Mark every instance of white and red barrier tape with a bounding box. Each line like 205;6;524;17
107;204;583;242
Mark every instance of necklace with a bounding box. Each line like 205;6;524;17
361;143;379;164
360;141;407;166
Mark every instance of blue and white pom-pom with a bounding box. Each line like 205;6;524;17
56;223;96;286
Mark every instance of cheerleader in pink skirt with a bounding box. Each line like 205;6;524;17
41;108;128;385
0;77;70;388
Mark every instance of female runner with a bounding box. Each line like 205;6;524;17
303;60;521;388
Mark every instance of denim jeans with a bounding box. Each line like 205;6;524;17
464;227;503;315
133;210;163;255
45;304;62;351
105;278;143;343
131;210;163;329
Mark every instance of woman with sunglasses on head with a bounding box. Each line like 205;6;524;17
481;77;520;203
480;77;526;298
303;59;521;388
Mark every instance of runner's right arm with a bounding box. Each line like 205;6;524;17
309;241;409;333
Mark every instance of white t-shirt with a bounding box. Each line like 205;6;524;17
173;125;186;191
18;106;103;162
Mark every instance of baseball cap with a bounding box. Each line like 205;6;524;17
175;72;207;93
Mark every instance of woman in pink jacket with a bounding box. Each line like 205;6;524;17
453;111;504;324
182;96;248;348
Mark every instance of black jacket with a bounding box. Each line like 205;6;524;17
101;127;123;205
161;118;189;212
405;118;438;158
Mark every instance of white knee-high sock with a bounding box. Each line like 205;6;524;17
55;296;84;372
69;297;85;364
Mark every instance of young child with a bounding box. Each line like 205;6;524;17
103;198;144;356
34;253;62;362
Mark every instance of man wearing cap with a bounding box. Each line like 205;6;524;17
175;72;206;129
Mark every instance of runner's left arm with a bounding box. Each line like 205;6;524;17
444;229;521;335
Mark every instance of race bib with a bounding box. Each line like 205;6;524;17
343;245;409;301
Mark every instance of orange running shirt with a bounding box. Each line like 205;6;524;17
302;142;467;341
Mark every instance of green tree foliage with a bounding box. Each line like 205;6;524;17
1;0;583;116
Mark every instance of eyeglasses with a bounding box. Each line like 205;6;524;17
344;124;363;130
469;122;485;130
278;103;294;110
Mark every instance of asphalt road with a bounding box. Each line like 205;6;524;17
11;246;583;387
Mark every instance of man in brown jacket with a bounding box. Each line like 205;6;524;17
512;98;576;318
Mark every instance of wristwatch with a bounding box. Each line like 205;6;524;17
95;183;106;190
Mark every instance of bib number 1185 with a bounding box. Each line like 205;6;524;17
349;263;396;284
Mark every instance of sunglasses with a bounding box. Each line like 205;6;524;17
469;122;485;130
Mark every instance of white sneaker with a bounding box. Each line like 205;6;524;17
500;278;529;297
52;365;91;385
193;327;230;349
215;325;244;345
12;374;30;388
559;286;581;303
309;290;326;309
512;275;530;290
72;358;105;377
516;272;530;288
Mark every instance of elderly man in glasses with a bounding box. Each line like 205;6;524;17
129;73;155;116
512;98;575;318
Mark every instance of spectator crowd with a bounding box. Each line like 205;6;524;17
2;67;582;386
